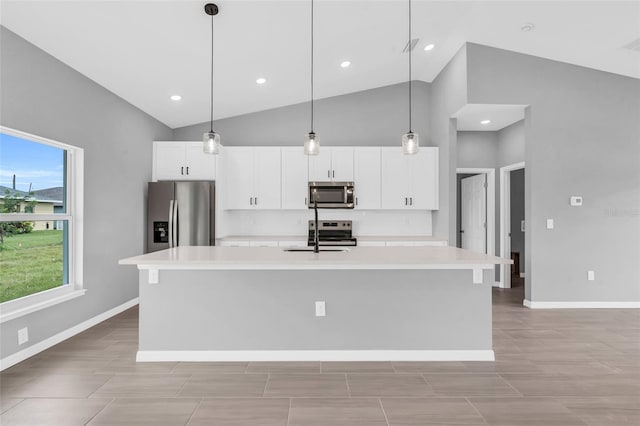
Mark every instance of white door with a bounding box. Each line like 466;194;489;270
330;147;354;181
253;148;281;209
354;147;381;209
410;148;438;209
308;150;332;181
154;142;186;180
281;147;309;209
184;142;216;180
503;171;512;288
461;174;487;253
380;148;411;209
224;147;254;209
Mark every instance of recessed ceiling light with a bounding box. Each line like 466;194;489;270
520;22;535;32
424;43;435;51
256;78;267;85
340;61;351;68
481;120;491;125
170;95;182;101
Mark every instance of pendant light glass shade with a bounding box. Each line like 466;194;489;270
304;132;320;156
402;0;419;155
203;131;221;154
203;3;221;155
402;132;419;155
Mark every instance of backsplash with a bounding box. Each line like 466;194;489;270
219;210;433;237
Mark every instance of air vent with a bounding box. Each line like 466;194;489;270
403;38;419;53
623;38;640;52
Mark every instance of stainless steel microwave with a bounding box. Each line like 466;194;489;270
308;181;354;209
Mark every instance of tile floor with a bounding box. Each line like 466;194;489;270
1;280;639;425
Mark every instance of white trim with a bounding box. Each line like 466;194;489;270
520;272;526;278
493;281;501;287
0;125;84;308
136;349;495;362
456;168;495;258
0;287;86;324
524;299;640;309
0;298;139;371
499;162;525;289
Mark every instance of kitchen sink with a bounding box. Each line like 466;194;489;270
283;248;350;253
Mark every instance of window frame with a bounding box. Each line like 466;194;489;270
0;126;85;323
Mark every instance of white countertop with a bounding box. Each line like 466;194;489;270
218;235;448;242
120;245;510;271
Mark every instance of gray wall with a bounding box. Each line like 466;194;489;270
173;81;430;148
428;46;469;242
510;168;525;273
0;27;172;359
467;43;640;302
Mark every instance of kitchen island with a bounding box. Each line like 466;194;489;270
119;246;510;362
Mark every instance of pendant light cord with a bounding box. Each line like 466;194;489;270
408;0;412;133
310;0;314;133
210;12;214;133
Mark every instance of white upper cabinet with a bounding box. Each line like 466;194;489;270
353;147;381;209
381;147;438;210
224;147;281;209
281;147;309;210
153;141;216;181
308;147;354;182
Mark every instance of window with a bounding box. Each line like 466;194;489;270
0;127;84;322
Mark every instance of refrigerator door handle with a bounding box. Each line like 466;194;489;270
168;199;174;248
172;199;179;247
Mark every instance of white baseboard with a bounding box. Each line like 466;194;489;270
524;299;640;309
0;298;139;371
136;350;495;362
492;281;501;288
519;272;526;278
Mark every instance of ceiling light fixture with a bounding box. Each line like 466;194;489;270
256;78;266;84
170;95;182;101
340;60;351;68
203;3;221;155
424;43;435;51
481;119;491;125
520;22;535;32
402;0;419;155
304;0;319;156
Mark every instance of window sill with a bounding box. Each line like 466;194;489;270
0;287;86;324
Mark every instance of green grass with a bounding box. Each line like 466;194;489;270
0;230;64;303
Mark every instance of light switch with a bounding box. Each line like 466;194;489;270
570;196;583;206
148;269;159;284
587;270;595;281
315;301;326;317
546;219;554;229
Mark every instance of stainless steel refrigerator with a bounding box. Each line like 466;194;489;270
147;181;215;253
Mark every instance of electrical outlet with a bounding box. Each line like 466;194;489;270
18;327;29;345
315;301;326;317
570;196;583;206
546;219;554;229
587;270;595;281
148;269;159;284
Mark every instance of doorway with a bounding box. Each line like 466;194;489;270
499;162;525;289
456;168;495;258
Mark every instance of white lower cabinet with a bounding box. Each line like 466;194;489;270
219;241;251;247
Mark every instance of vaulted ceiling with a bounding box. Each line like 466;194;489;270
2;1;638;129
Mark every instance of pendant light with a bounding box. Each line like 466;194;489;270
203;3;221;154
304;0;319;155
402;0;419;155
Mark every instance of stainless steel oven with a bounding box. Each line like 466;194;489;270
308;181;354;209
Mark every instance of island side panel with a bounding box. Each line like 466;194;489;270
137;268;492;354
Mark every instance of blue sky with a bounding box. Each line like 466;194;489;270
0;133;65;192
